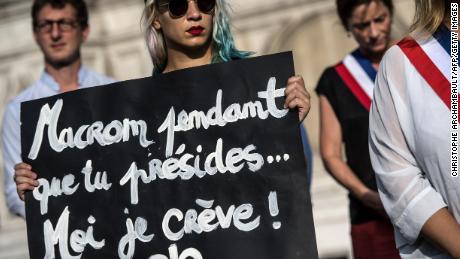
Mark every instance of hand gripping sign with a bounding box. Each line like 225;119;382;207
21;52;318;259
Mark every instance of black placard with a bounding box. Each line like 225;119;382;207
21;52;318;259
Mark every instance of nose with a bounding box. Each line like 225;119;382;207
50;23;62;40
186;0;202;20
369;22;379;39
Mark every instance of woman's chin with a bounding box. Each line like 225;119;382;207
181;38;213;53
371;42;390;54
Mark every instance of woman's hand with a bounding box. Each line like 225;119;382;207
358;188;386;214
14;162;38;201
284;76;311;122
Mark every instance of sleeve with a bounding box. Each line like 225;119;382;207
315;67;335;97
368;47;446;245
315;67;340;116
2;101;25;218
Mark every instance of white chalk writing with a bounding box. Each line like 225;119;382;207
27;99;154;160
118;217;154;259
119;139;263;204
33;174;79;215
43;207;104;259
81;160;112;192
158;77;287;157
149;244;203;259
162;199;260;242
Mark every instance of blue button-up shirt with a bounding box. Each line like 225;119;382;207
1;66;115;217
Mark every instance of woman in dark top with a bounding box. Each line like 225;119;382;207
316;0;399;258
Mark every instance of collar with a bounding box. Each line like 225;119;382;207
39;66;89;92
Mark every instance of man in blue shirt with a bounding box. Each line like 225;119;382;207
2;0;114;218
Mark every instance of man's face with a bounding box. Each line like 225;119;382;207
34;4;89;68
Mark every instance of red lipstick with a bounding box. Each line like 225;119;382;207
187;26;204;36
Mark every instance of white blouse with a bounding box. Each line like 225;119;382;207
369;38;458;258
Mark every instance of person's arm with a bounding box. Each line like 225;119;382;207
369;47;459;255
421;208;460;257
2;102;26;217
319;95;383;212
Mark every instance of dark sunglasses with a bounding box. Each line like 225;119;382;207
157;0;216;18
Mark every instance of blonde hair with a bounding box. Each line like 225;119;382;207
411;0;448;34
141;0;251;72
142;2;165;72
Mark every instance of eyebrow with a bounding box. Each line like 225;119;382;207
352;13;387;24
38;18;75;22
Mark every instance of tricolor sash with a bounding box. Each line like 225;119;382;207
334;49;377;111
398;25;451;110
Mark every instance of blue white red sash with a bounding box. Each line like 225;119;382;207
334;49;377;111
398;26;451;109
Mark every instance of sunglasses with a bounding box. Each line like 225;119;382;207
157;0;216;18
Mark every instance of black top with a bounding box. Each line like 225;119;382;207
315;66;384;224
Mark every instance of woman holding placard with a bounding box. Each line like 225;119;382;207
369;0;460;257
14;0;312;212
